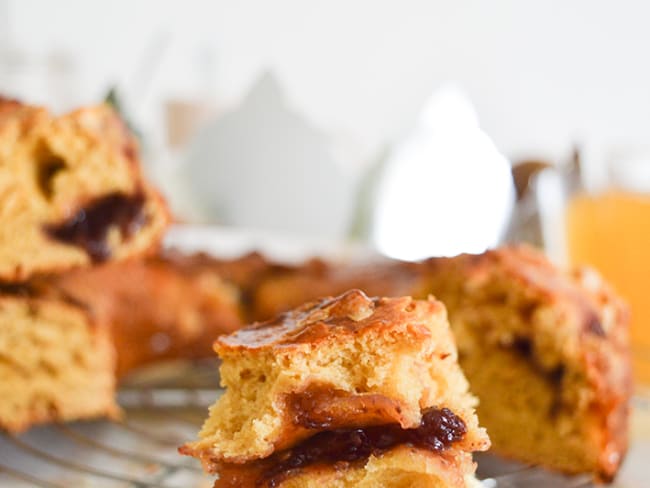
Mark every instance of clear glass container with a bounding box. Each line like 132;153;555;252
537;148;650;386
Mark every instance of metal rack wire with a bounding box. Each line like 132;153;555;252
0;361;612;487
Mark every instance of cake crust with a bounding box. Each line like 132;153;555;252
218;289;434;351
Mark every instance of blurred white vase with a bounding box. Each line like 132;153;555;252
185;72;354;240
371;84;515;260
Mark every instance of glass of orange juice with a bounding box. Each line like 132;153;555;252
538;151;650;385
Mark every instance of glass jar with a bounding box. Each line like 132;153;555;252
537;148;650;386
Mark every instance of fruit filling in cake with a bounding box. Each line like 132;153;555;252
215;406;467;487
0;98;169;281
45;191;148;261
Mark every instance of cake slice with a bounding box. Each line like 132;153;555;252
0;285;117;432
424;245;631;481
34;252;245;378
0;97;169;281
180;289;489;487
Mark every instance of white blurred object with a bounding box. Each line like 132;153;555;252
0;3;84;112
0;47;84;113
535;168;569;266
164;224;377;264
184;72;354;239
371;84;515;260
161;39;216;149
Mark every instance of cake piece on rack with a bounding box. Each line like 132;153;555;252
0;98;169;281
181;289;489;487
35;252;245;378
0;285;117;432
424;245;631;481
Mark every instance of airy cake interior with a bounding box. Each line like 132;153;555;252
425;249;631;481
0;294;117;432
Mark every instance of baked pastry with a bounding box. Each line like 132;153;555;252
0;96;168;431
231;245;630;481
250;258;428;321
34;253;245;377
180;289;490;487
159;250;280;318
161;250;276;292
0;284;117;432
423;245;631;481
0;97;169;281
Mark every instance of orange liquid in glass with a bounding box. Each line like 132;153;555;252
566;190;650;383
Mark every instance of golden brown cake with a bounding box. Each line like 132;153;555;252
162;250;277;293
180;290;489;487
250;258;428;321
0;285;118;432
423;245;631;481
230;245;630;481
0;97;169;281
33;253;245;378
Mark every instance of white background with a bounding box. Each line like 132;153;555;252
4;0;650;165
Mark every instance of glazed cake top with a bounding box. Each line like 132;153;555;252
426;244;628;339
217;289;445;351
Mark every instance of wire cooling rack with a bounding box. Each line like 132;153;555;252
0;360;647;487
